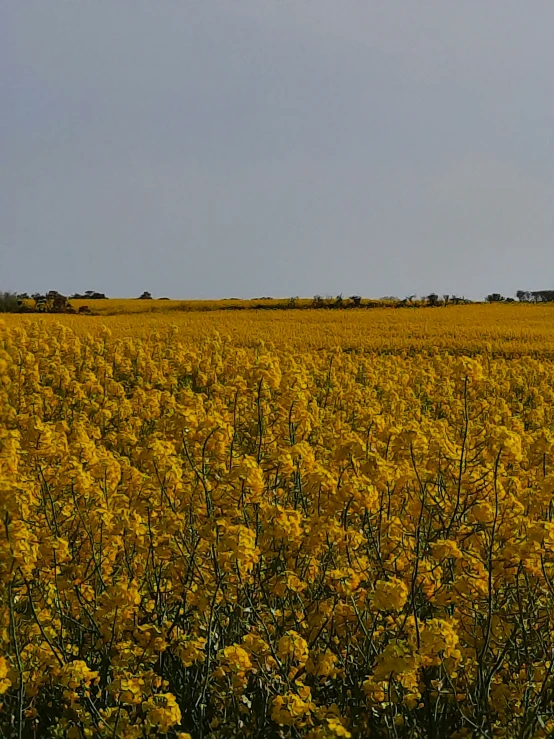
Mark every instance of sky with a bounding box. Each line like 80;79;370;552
1;1;553;300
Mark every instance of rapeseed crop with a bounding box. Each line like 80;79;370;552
2;307;554;737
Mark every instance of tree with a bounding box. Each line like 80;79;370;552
138;291;153;300
85;291;107;299
0;292;20;312
486;293;505;303
531;290;554;303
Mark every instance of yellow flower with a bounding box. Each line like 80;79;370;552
219;645;253;673
277;631;309;665
306;650;338;678
143;693;182;733
0;656;11;694
271;689;313;726
370;577;409;612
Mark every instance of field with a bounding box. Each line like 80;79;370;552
2;303;554;738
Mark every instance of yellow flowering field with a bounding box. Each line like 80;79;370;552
2;305;554;738
66;299;307;315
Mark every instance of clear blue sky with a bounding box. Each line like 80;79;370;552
2;1;553;300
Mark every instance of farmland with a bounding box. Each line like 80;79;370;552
2;303;554;737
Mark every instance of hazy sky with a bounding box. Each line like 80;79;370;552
2;1;553;300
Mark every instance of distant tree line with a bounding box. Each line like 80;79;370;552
0;291;93;314
69;290;107;300
485;293;515;304
308;294;474;309
0;290;99;314
2;288;554;314
515;290;554;303
483;290;554;304
0;288;177;314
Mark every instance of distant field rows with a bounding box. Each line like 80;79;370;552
5;303;554;356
